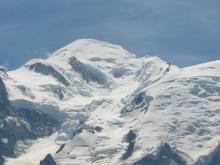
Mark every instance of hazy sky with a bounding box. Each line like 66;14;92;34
0;0;220;69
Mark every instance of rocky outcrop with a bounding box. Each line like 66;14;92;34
0;106;60;164
27;62;70;86
122;130;137;160
133;143;186;165
121;92;153;114
69;57;107;86
0;68;8;80
0;77;9;105
40;153;56;165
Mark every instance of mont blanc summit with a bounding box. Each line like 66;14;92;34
0;39;220;165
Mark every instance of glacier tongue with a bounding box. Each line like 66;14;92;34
1;38;220;165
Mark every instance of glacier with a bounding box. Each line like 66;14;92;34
0;38;219;165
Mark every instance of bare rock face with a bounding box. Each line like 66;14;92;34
40;153;56;165
122;130;137;160
133;143;186;165
0;77;9;105
0;106;60;164
27;62;70;86
69;56;107;86
0;68;8;80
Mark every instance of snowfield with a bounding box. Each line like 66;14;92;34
5;133;59;165
0;38;220;165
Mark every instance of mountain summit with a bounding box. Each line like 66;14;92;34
1;39;220;165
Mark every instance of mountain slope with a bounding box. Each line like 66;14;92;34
1;39;219;165
0;77;59;165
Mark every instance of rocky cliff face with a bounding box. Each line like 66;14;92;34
0;77;9;105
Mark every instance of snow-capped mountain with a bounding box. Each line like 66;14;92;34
0;39;219;165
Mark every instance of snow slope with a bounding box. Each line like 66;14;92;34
1;38;220;165
5;133;58;165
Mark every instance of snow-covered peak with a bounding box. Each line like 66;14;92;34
3;38;220;165
49;38;136;62
5;39;178;112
